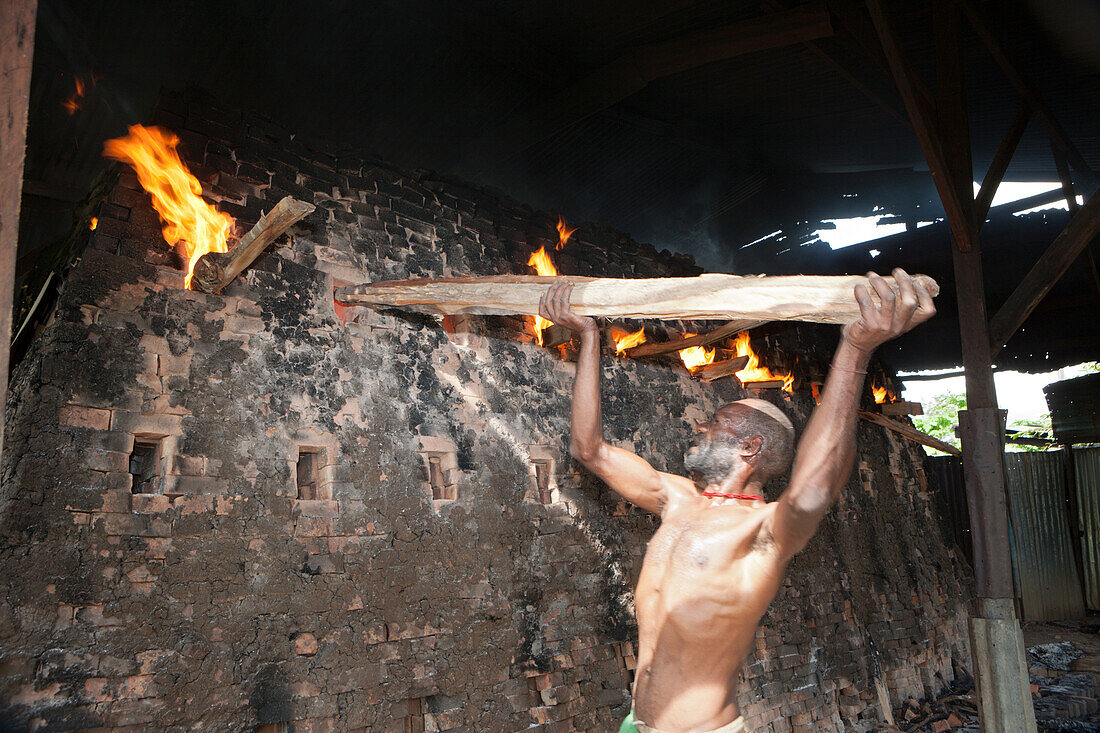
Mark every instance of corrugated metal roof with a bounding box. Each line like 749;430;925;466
1073;447;1100;610
1004;450;1085;621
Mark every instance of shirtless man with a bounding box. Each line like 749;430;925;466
538;270;935;733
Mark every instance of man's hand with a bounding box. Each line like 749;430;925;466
539;280;598;335
842;268;936;353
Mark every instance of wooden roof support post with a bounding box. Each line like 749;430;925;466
869;0;1035;728
0;0;37;469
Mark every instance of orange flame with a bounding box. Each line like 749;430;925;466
103;125;235;289
872;384;889;404
527;245;559;345
612;327;647;354
732;332;794;393
678;334;715;370
63;76;86;115
89;217;98;231
556;217;576;250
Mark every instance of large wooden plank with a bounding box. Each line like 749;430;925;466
989;190;1100;355
0;0;37;468
336;273;939;324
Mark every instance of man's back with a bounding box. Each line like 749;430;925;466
633;495;786;730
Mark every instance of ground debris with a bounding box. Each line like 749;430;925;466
884;663;1100;733
1030;642;1086;672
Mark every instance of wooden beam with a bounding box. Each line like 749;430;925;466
866;0;976;251
0;0;37;468
625;319;764;358
858;410;962;456
952;0;1098;188
1050;137;1100;313
191;196;315;294
989;190;1100;355
1051;137;1080;215
336;273;939;323
761;0;909;127
974;103;1033;230
831;0;936;115
480;5;833;159
692;355;751;382
934;0;975;231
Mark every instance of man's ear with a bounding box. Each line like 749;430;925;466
740;435;764;459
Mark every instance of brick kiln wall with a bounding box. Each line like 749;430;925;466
0;90;971;732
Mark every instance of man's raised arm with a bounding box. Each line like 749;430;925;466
540;281;693;515
766;269;935;559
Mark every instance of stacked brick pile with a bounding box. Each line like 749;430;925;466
0;89;971;731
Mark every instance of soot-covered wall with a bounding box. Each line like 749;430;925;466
1;91;971;732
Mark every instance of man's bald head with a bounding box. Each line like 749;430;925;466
698;399;795;485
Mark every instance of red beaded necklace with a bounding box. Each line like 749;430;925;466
702;491;765;502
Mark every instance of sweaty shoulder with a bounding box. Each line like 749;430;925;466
658;473;700;516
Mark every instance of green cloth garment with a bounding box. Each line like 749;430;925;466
619;710;640;733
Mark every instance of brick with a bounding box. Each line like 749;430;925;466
60;405;112;431
293;632;318;656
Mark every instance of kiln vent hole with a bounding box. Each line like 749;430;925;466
532;459;554;504
129;437;163;494
254;724;288;733
405;697;425;733
295;448;323;500
415;436;460;503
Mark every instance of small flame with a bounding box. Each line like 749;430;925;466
678;334;715;370
103;125;235;289
63;76;86;115
872;384;889;404
556;217;576;250
89;217;98;230
527;245;559;345
612;327;647;354
732;332;794;393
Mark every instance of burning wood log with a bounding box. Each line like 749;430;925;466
334;273;938;323
691;355;751;382
742;379;788;390
858;410;961;456
191;197;315;294
626;320;765;358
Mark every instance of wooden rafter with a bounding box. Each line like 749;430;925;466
974;103;1033;231
989;189;1100;356
761;0;909;127
952;0;1098;187
934;0;975;232
480;5;833;159
866;0;975;251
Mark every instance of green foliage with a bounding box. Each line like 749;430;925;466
913;392;966;455
1006;413;1054;452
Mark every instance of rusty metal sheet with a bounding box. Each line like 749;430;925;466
1003;450;1085;621
1073;446;1100;610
